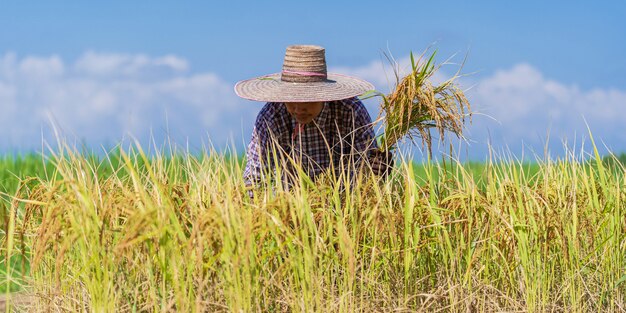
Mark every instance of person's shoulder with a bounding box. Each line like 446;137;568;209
256;102;287;123
258;102;286;115
333;97;364;108
332;97;369;116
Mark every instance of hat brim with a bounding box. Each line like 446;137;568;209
234;73;375;103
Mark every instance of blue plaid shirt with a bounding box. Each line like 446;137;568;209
244;97;379;186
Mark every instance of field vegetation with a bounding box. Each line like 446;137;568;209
0;145;624;312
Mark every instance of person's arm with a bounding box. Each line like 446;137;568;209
243;103;277;192
243;126;263;188
345;98;394;177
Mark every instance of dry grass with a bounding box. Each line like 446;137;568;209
1;141;624;312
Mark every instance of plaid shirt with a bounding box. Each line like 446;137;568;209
244;97;378;186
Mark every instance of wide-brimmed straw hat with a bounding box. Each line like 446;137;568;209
234;45;374;103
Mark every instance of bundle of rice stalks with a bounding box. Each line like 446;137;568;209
375;49;472;156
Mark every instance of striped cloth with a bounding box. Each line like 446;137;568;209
243;97;381;187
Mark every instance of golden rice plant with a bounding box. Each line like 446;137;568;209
376;49;471;155
1;138;624;312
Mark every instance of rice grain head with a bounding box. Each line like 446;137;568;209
378;50;471;156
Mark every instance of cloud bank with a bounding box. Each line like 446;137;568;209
1;51;625;159
0;51;255;153
335;59;626;159
468;64;626;159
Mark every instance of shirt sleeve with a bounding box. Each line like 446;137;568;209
351;98;378;152
341;97;378;153
343;97;393;175
243;103;276;188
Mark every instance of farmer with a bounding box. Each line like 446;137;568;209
235;45;392;190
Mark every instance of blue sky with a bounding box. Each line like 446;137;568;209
1;1;625;160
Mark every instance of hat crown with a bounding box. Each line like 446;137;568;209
281;45;328;83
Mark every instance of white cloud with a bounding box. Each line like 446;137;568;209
19;55;65;81
74;51;189;77
0;52;251;152
1;51;625;158
332;59;626;158
466;63;626;158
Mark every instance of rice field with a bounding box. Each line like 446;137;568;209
1;145;625;312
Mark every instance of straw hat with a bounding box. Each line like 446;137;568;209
234;45;374;103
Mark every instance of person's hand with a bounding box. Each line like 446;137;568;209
369;149;394;177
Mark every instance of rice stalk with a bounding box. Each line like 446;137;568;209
376;49;471;156
2;139;625;311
